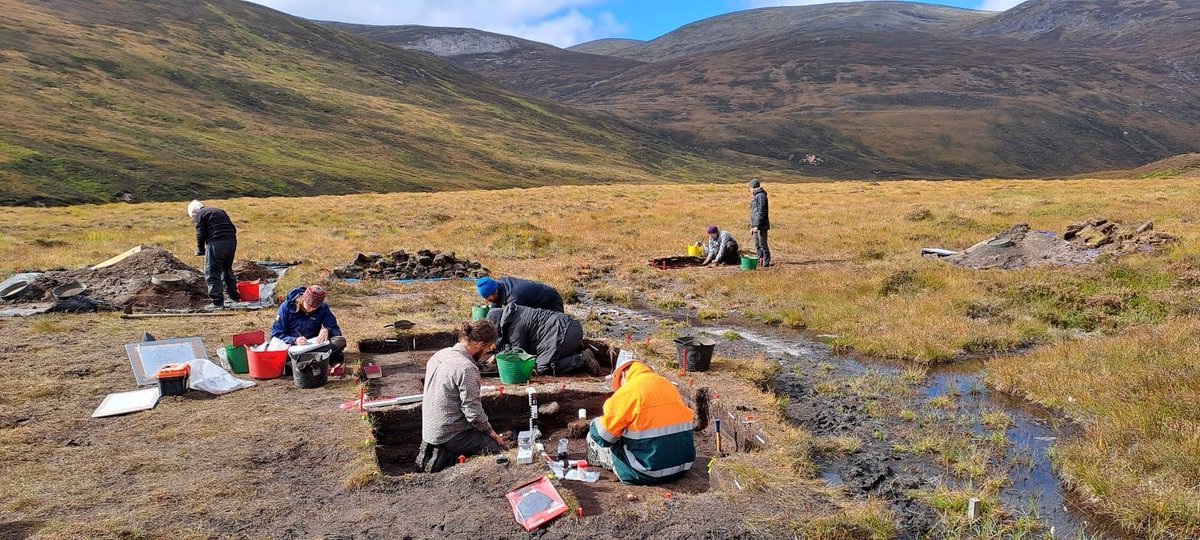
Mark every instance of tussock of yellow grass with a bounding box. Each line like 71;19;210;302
989;320;1200;539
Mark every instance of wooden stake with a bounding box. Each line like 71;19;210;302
119;311;237;319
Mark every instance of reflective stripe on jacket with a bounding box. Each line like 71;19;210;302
589;361;695;484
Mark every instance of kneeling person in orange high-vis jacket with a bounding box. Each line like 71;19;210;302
588;357;696;485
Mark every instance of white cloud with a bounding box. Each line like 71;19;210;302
247;0;624;47
978;0;1025;11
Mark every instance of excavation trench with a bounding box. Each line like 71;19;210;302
371;389;613;476
357;333;717;516
579;300;1125;539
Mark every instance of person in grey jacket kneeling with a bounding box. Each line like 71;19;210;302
418;320;509;472
700;225;740;267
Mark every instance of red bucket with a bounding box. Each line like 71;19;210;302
247;349;287;379
236;280;261;302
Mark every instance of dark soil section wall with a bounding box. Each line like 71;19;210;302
358;332;458;354
372;389;612;475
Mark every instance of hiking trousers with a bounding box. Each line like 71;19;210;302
753;230;771;266
204;240;239;305
538;320;586;376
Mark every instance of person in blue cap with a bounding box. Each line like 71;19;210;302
475;276;564;313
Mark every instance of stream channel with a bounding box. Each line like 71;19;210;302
579;301;1122;539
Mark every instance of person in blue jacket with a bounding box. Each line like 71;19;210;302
475;276;564;313
271;285;345;364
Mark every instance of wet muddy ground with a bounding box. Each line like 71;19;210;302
576;299;1124;539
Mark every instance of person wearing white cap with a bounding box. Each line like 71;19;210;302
187;200;239;307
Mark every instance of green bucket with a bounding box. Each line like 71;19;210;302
740;254;759;271
496;348;536;384
225;344;249;374
471;305;491;321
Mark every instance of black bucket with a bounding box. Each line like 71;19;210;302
291;353;330;389
672;336;715;372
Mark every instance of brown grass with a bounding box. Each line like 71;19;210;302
2;177;1199;535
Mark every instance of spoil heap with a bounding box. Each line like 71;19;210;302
233;259;278;282
332;250;488;280
946;219;1175;270
945;224;1091;270
1063;218;1175;255
23;247;209;309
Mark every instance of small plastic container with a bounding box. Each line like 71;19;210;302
155;363;190;396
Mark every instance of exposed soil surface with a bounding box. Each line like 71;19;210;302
231;259;278;282
16;247;209;310
332;249;489;280
647;255;704;269
353;337;737;538
945;219;1175;270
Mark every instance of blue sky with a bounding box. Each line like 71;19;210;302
248;0;1026;47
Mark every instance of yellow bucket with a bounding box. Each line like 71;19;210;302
686;245;703;257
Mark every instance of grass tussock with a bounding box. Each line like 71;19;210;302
989;320;1200;539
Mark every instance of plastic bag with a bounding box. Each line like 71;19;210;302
186;358;255;394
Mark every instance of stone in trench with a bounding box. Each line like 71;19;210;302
418;256;433;266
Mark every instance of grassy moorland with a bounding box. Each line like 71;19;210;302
0;0;748;206
0;177;1197;537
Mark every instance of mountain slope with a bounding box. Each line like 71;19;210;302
964;0;1198;51
569;2;989;63
479;1;1198;178
323;23;644;99
0;0;738;206
562;26;1199;177
566;38;646;57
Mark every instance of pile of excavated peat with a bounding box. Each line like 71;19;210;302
945;219;1175;270
22;247;210;309
233;259;278;282
332;249;489;280
1063;218;1175;255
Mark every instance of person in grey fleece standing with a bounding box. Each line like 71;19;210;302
419;320;509;472
748;178;772;267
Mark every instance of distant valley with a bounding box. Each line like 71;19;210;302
336;0;1200;179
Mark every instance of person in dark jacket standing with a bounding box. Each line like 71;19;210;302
271;285;346;364
486;303;599;376
748;179;772;268
188;200;240;307
475;276;564;312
